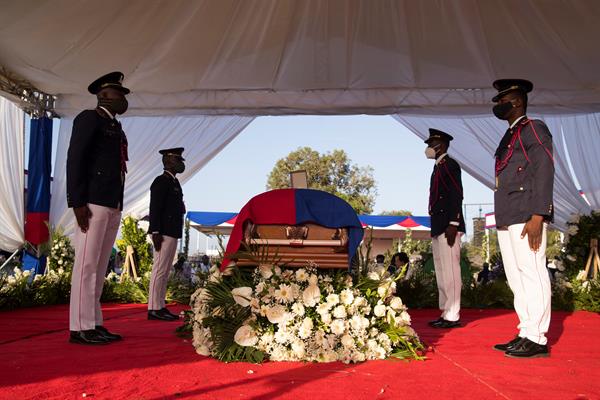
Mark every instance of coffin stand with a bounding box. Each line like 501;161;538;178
234;221;350;269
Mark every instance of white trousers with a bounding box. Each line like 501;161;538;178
431;233;462;321
148;235;178;310
69;204;121;331
497;223;551;345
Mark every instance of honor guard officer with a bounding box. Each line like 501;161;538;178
491;79;554;358
147;148;186;321
66;72;130;345
425;129;465;329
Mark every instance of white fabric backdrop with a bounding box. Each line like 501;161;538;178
0;96;25;251
392;114;596;229
1;0;599;116
50;115;254;235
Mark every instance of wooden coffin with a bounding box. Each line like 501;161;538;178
234;221;350;269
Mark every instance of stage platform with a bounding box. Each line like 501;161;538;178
0;304;598;400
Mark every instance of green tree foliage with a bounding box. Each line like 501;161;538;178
266;147;377;214
379;210;413;216
116;216;153;275
562;211;600;278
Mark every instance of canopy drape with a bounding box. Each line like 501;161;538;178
1;0;599;117
49;115;254;235
391;114;597;229
0;97;24;251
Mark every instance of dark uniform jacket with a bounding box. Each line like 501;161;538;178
148;172;186;239
66;109;127;210
494;117;554;227
429;155;466;237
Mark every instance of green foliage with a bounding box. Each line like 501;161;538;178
398;229;431;256
546;229;562;261
0;268;71;310
183;218;191;260
46;226;75;273
266;147;377;214
101;274;148;303
460;278;514;309
395;262;438;309
201;268;265;363
116;216;153;275
572;279;600;312
562;211;600;279
167;273;197;304
379;210;413;216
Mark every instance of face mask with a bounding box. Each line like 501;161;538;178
492;101;514;120
98;97;129;115
425;145;438;159
173;161;186;174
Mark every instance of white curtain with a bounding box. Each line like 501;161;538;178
542;113;600;210
50;115;254;235
0;96;25;251
392;114;594;229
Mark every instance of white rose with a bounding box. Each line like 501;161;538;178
274;328;291;344
196;345;211;356
316;303;331;315
58;259;64;265
349;315;364;331
340;289;354;305
330;319;345;335
344;275;353;288
302;285;321;307
367;272;380;280
231;287;253;307
341;334;354;348
400;311;411;324
259;264;273;279
321;312;332;325
389;297;404;311
291;340;306;358
266;305;287;324
234;325;258;347
333;305;347;319
326;293;340;306
250;297;260;312
373;304;386;317
298;325;311;340
255;281;266;294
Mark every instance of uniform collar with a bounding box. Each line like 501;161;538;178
435;153;448;165
98;106;115;120
509;115;527;130
164;170;178;180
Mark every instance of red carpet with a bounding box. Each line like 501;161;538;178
0;304;598;400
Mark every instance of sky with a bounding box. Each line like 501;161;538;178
181;115;495;253
34;115;495;254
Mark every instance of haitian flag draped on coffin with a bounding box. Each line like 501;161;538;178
221;189;364;270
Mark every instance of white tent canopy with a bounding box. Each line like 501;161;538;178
1;0;599;247
1;0;600;116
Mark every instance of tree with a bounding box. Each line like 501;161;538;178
379;210;413;216
267;147;377;214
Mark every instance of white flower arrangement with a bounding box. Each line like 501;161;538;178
47;230;75;273
190;265;422;364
